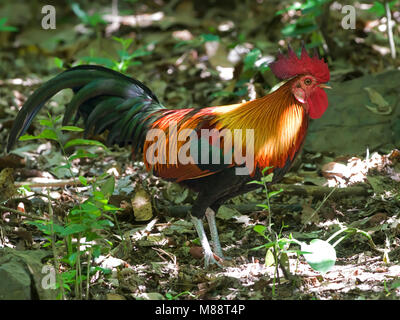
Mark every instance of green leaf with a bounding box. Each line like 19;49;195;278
54;57;64;69
391;280;400;289
82;201;102;213
369;1;385;16
18;185;31;193
275;2;302;15
127;48;153;59
251;243;269;251
113;36;133;49
60;126;84;132
369;0;396;17
71;2;88;22
280;252;290;271
234;87;248;97
87;13;107;27
256;204;270;210
96;220;114;227
19;128;58;141
247;180;264;186
262;166;273;175
201;33;220;42
101;176;115;198
69;149;98;161
0;25;18;32
265;248;275;267
55;163;71;170
268;189;283;198
64;138;107;150
257;241;275;250
66;252;77;267
19;134;39;141
78;176;88;186
282;21;318;37
93;191;107;200
261;174;273;183
25;221;65;236
253;224;266;235
244;48;261;71
0;17;18;32
102;204;121;212
39;119;54;127
61;224;88;236
301;239;336;274
40;129;58;140
70;203;99;216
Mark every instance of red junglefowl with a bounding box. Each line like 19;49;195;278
7;45;330;267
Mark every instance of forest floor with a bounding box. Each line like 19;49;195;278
0;0;400;300
1;134;400;300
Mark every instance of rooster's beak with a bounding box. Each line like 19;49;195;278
319;83;331;89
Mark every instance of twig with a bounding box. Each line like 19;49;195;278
299;187;337;232
14;177;102;188
163;203;302;218
385;0;396;59
269;184;370;199
0;204;48;220
47;189;65;299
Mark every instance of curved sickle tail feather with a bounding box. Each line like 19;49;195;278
7;65;165;153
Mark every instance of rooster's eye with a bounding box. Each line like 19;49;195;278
304;78;312;86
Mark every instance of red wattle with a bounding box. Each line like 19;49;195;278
307;87;328;119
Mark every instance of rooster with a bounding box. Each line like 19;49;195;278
7;45;330;267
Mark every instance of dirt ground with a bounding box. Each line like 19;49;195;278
2;143;400;300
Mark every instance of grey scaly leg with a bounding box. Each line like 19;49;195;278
191;215;222;268
205;208;226;259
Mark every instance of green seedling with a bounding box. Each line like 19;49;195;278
20;113;121;299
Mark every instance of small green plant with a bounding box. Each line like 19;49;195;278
368;0;397;18
20;113;121;299
276;0;329;49
165;291;196;300
0;17;18;32
80;36;155;73
248;166;283;230
70;2;107;28
250;167;379;290
53;57;64;70
248;167;294;295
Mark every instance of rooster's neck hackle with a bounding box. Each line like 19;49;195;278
214;79;308;171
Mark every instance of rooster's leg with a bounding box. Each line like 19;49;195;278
205;208;228;260
191;215;223;268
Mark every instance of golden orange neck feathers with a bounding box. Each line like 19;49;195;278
213;79;308;171
144;79;308;181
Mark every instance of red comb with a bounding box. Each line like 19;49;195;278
270;44;330;83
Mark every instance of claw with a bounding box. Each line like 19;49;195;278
203;250;224;268
191;214;225;268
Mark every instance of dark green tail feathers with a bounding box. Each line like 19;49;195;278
7;65;165;152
